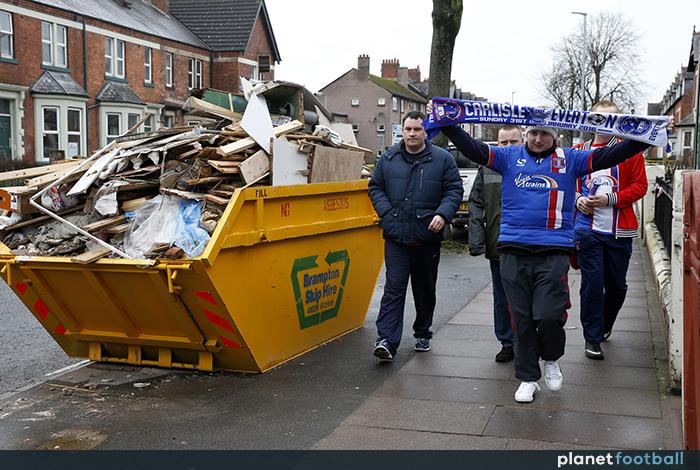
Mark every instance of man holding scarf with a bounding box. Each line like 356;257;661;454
428;100;653;403
574;100;648;361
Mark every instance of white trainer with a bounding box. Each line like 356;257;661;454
544;360;563;391
514;381;540;403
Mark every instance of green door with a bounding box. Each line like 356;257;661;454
0;115;10;160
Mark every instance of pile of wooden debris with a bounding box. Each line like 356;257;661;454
0;81;372;262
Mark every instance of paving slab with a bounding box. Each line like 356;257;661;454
343;397;495;435
484;406;665;449
376;374;661;418
314;424;508;450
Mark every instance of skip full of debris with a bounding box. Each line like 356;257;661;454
0;79;373;261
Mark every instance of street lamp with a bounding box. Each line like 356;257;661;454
511;90;517;105
572;11;587;142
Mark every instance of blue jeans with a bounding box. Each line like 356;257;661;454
376;240;440;354
490;259;513;348
576;230;633;344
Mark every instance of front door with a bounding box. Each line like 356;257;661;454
0;98;11;160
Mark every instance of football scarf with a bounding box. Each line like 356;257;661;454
426;97;672;150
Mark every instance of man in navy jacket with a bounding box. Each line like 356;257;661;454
369;111;463;361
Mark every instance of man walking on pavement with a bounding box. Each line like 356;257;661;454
430;100;652;403
468;125;522;363
368;111;463;362
574;100;648;361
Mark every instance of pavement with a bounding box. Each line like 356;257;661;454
0;242;683;450
314;243;684;450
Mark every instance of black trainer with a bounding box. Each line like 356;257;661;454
495;346;514;362
373;339;394;362
414;337;431;352
603;329;612;341
585;340;604;360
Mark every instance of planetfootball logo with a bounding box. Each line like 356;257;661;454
587;113;606;126
616;116;652;136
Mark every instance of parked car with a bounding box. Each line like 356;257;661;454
446;143;495;240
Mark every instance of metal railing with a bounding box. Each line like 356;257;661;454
654;176;673;258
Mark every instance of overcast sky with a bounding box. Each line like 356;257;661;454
265;0;699;113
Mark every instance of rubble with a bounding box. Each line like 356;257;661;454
0;80;373;261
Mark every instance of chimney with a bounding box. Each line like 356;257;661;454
408;66;421;83
149;0;169;13
397;67;409;86
381;58;399;79
357;54;370;81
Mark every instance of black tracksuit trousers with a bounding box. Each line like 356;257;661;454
499;253;570;381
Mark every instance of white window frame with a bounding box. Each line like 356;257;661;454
41;21;67;68
105;37;125;79
400;99;405;113
682;130;693;150
351;98;359;107
377;97;386;106
106;113;121;144
162;111;175;128
165;52;173;88
251;63;259;81
33;95;87;163
99;104;144;147
352;124;359;133
377;124;386;133
66;107;82;157
144;47;152;84
0;10;13;60
392;97;398;112
41;106;59;160
188;58;203;89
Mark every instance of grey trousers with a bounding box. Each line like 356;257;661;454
499;253;570;382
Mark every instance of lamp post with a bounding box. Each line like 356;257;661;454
511;90;517;105
572;11;587;142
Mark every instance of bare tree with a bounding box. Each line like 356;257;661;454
541;11;643;112
428;0;462;145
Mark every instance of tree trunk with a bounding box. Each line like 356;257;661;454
428;0;463;146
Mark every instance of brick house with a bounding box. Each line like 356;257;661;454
0;0;280;164
318;55;427;158
646;29;699;166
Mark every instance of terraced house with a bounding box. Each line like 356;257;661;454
0;0;280;164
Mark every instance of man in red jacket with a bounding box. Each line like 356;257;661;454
574;100;648;360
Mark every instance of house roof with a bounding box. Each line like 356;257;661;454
96;81;144;105
31;0;208;49
369;75;427;103
30;70;88;97
169;0;280;60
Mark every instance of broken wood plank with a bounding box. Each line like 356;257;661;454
238;149;270;184
217;120;304;157
160;188;206;200
4;206;82;232
0;160;83;183
207;160;242;174
102;223;130;235
71;247;112;264
188;96;243;123
121;197;153;212
81;214;127;232
0;186;39;214
204;194;231;206
184;176;232;186
309;145;364;183
26;161;95;188
207;189;234;198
